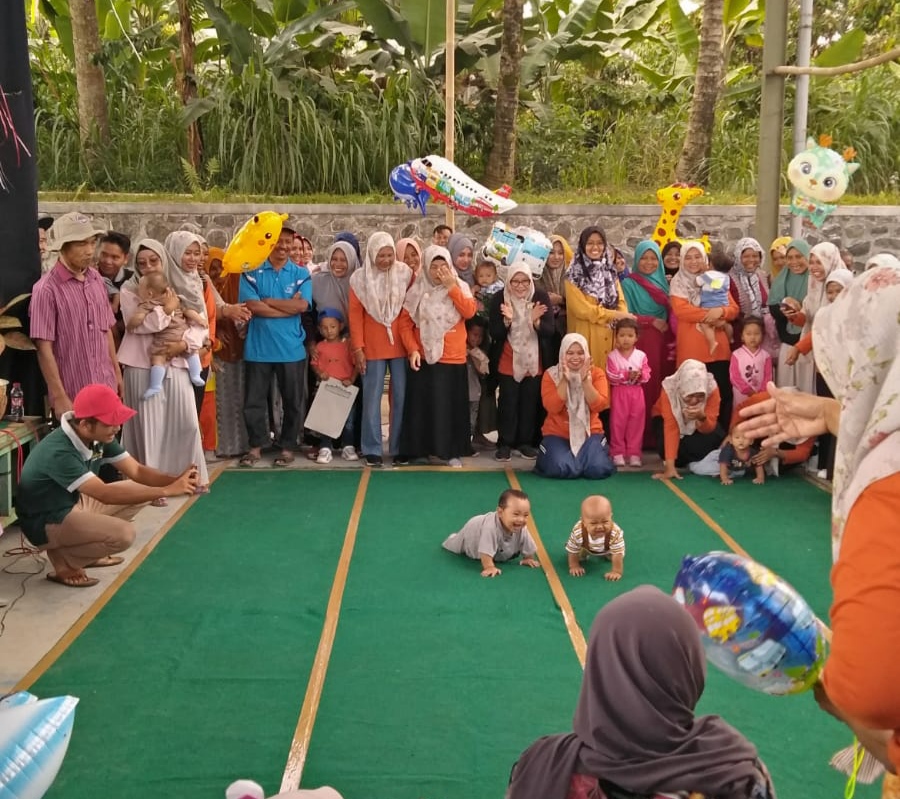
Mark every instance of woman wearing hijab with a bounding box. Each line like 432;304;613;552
566;227;634;369
534;333;615;480
865;252;900;270
488;262;556;461
661;240;682;282
669;241;738;428
621;240;675;449
348;232;414;467
312;242;359;322
396;237;423;275
207;247;249;458
788;242;841;338
738;264;900;777
447;232;476;287
507;585;776;799
729;237;769;346
118;239;209;498
768;239;812;392
651;358;724;481
537;234;572;346
768;236;791;279
397;245;476;467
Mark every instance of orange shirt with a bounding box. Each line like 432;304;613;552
201;282;217;370
824;472;900;771
348;288;407;361
671;294;739;365
397;285;476;366
540;367;609;439
795;332;813;356
651;388;720;463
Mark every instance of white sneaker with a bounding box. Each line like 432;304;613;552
341;446;358;461
448;457;463;468
316;447;333;464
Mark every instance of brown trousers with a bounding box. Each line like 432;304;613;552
43;482;145;571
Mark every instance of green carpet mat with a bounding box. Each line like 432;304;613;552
301;471;583;799
30;471;362;799
518;472;874;799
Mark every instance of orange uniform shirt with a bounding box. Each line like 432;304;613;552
540;367;609;439
651;388;720;463
348;287;407;361
397;285;476;366
671;294;739;365
795;332;813;356
823;472;900;771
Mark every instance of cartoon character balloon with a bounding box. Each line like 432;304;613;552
222;212;289;274
788;135;859;228
226;779;343;799
390;156;517;218
0;693;79;799
673;552;827;696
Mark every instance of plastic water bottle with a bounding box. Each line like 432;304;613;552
9;383;24;421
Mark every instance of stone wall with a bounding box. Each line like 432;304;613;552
38;201;900;269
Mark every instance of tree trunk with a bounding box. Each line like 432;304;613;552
483;0;524;189
675;0;725;185
69;0;110;159
177;0;202;171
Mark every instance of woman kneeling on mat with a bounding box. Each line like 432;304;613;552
651;358;724;481
534;333;615;480
506;586;776;799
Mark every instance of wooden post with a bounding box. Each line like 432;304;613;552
755;0;789;251
790;0;814;239
444;0;456;231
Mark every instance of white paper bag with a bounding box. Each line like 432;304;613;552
304;378;359;440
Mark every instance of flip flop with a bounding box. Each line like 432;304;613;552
85;556;124;568
273;453;296;467
47;573;100;588
239;453;261;468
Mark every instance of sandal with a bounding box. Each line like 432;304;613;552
47;572;100;588
85;556;124;568
239;452;261;468
273;452;296;467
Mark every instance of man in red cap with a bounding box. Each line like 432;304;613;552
17;384;200;588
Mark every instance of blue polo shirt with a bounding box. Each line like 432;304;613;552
239;260;312;363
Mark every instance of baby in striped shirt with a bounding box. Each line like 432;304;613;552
566;495;625;581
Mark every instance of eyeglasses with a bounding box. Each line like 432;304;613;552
509;278;532;286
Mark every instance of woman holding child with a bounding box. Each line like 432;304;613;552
398;245;476;467
534;333;615;480
620;240;675;449
669;241;738;428
118;238;209;497
488;262;556;461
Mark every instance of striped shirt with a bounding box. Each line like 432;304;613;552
29;262;118;397
565;521;626;557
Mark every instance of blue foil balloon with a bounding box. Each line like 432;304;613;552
673;552;827;696
389;163;428;215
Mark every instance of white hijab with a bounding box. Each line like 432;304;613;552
660;359;718;437
546;333;592;456
348;231;412;345
503;262;540;382
403;245;472;365
801;242;841;330
814;265;900;561
668;241;708;306
163;230;207;318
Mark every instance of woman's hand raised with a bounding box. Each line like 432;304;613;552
737;382;839;447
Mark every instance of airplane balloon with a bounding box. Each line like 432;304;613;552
0;693;78;799
222;212;289;275
390;156;517;218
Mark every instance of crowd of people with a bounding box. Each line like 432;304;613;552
28;210;896;485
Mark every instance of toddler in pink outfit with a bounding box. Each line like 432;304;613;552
729;316;772;407
606;319;651;467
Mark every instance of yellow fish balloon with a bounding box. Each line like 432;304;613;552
222;212;289;274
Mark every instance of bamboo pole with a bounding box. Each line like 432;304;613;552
790;0;813;239
444;0;456;230
773;46;900;76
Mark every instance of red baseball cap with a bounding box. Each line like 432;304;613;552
72;384;137;425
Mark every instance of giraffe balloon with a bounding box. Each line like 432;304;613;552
652;183;710;251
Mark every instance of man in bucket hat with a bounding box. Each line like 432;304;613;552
16;384;200;588
30;212;123;417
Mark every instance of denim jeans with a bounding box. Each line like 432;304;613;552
360;357;407;457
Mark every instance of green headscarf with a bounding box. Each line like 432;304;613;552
768;239;810;335
621;240;669;320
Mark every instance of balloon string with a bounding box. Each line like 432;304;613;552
844;738;865;799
